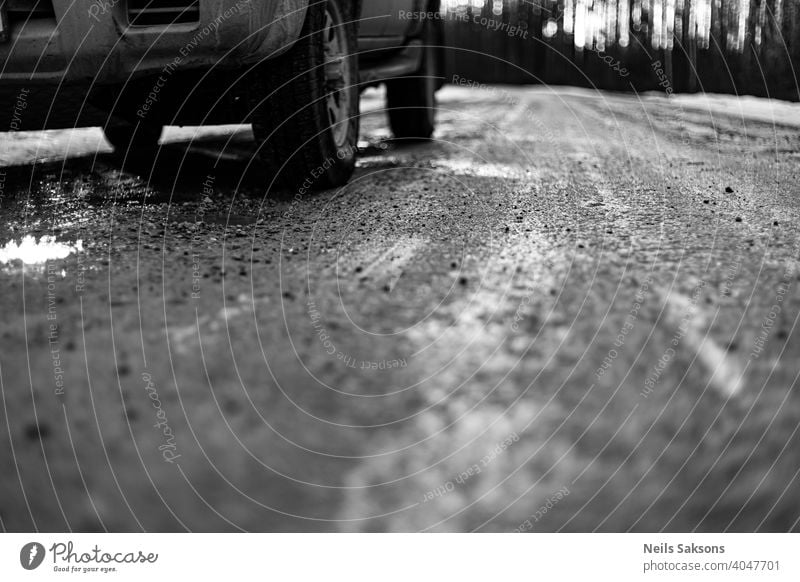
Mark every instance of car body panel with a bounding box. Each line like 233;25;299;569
0;0;308;84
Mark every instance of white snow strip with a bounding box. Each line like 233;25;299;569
0;125;252;167
647;93;800;129
665;289;744;397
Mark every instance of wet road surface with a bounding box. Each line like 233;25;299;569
1;86;800;532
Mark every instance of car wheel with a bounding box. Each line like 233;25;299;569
103;120;163;156
385;18;441;140
249;0;359;190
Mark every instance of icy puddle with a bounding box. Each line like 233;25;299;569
0;235;83;266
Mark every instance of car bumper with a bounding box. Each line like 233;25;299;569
0;0;307;84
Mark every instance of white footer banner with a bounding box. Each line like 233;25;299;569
1;534;797;580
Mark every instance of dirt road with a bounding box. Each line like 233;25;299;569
1;85;799;532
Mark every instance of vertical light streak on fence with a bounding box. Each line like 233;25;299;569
666;0;673;47
606;0;618;50
652;0;663;47
565;0;575;34
754;0;763;46
632;0;642;29
574;0;586;47
618;0;630;45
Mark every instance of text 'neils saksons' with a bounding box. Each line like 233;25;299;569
644;543;725;554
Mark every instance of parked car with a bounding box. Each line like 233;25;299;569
0;0;444;187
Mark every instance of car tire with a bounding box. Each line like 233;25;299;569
385;18;441;141
248;0;359;190
103;120;163;156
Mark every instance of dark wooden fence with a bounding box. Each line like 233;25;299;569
441;0;800;100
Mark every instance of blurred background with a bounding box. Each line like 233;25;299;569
441;0;800;100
